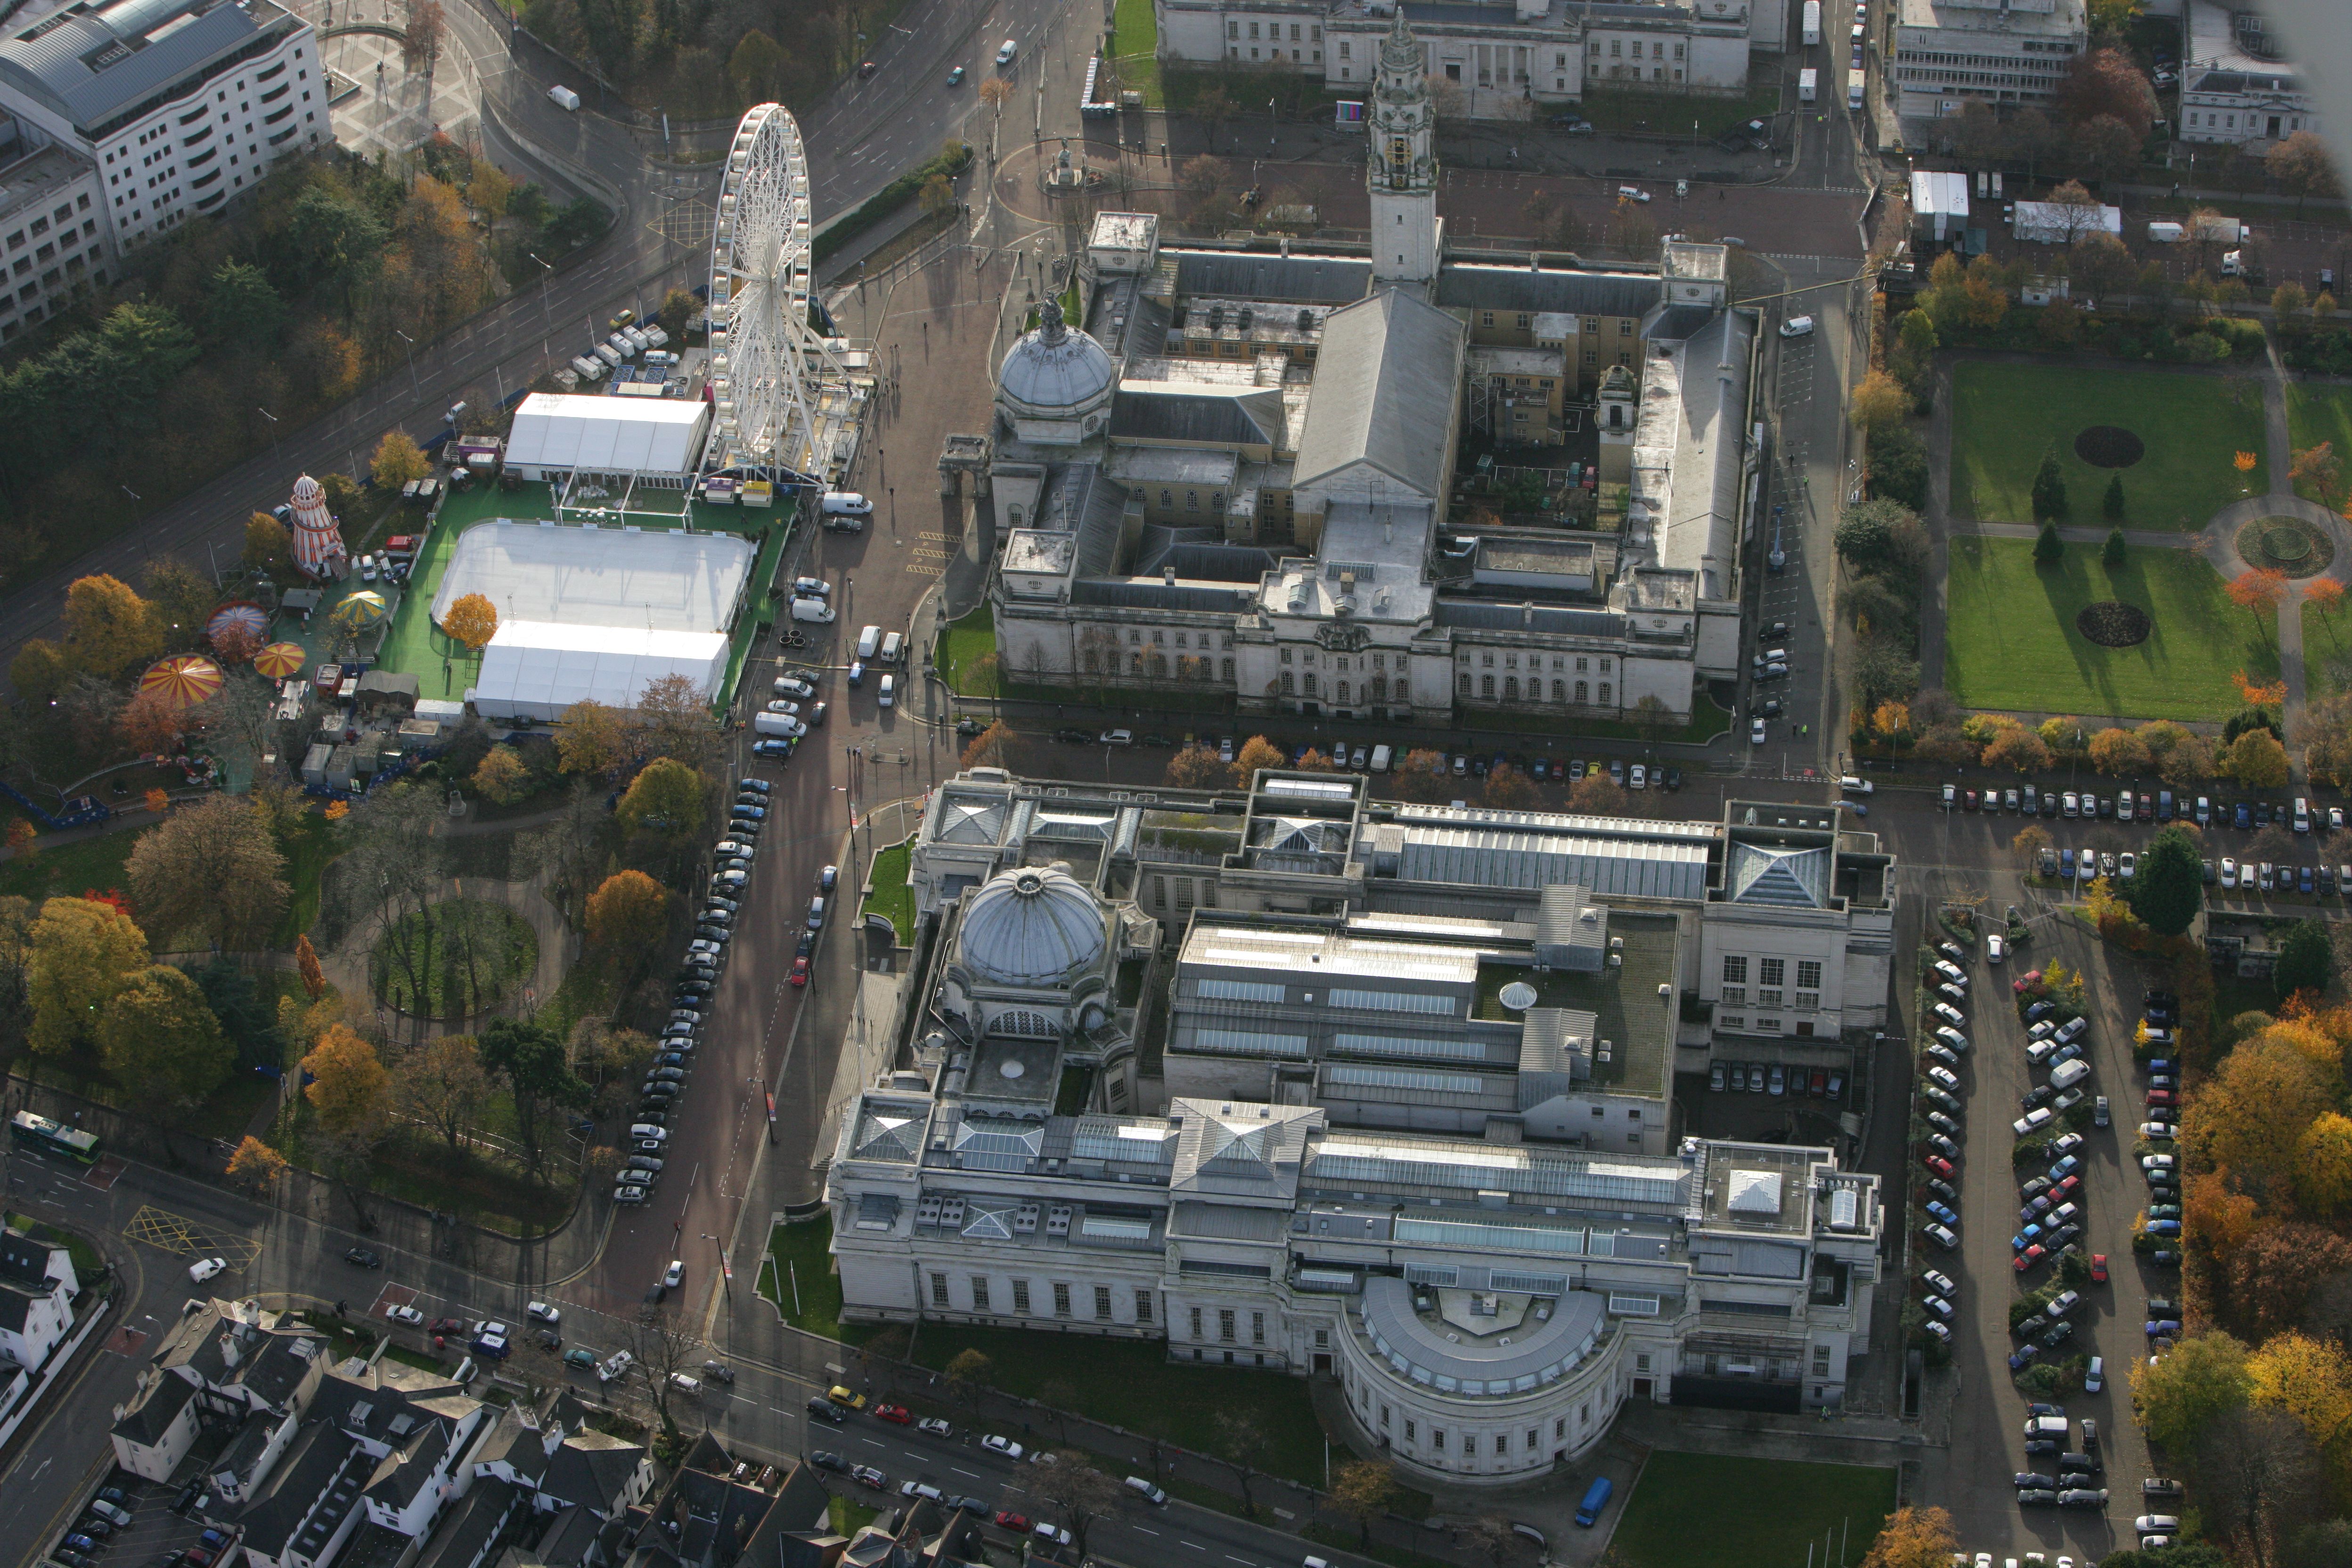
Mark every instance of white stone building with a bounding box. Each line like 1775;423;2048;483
2178;0;2320;148
1889;0;2085;130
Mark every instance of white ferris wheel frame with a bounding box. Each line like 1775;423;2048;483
707;103;840;481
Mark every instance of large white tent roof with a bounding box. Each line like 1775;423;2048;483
432;520;755;634
467;620;730;721
506;393;711;477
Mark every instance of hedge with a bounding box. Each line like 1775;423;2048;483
814;143;974;265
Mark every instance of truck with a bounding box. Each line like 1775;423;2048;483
547;84;580;111
2148;220;2186;243
1847;79;1864;110
2197;215;2249;245
1802;0;1821;44
1798;67;1817;102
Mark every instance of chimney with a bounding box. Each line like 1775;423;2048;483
1163;565;1176;585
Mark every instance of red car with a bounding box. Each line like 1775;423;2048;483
1923;1154;1954;1179
2091;1253;2109;1283
2013;969;2044;995
994;1512;1032;1533
789;956;811;988
2013;1244;2046;1274
2147;1088;2177;1108
2052;1174;2081;1200
872;1403;912;1425
429;1318;466;1334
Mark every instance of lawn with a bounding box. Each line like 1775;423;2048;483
0;825;139;903
759;1213;875;1345
937;603;1000;697
2288;384;2352;503
860;840;914;942
1944;537;2278;719
1111;0;1162;108
1610;1452;1897;1568
2306;596;2352;698
1950;362;2268;528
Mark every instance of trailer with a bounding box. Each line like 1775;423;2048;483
1802;0;1821;44
1798;66;1817;102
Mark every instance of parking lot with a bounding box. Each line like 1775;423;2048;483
1903;865;2181;1552
44;1472;225;1568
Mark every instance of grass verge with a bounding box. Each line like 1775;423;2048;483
1576;80;1780;139
1944;537;2278;719
1610;1452;1897;1568
1111;0;1162;107
861;840;914;942
2288;384;2352;503
1300;1525;1455;1568
1950;361;2268;527
937;603;1000;697
2305;596;2352;698
0;826;139;902
760;1214;875;1345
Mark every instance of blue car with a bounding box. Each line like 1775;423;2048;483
2147;1318;2184;1337
2049;1155;2082;1180
2021;1196;2052;1222
2236;802;2253;829
2059;849;2076;879
2145;1059;2175;1075
2302;864;2317;894
1926;1200;1959;1227
737;777;773;795
753;739;795;759
65;1537;99;1555
2026;1000;2055;1022
2009;1346;2039;1372
730;803;767;821
2147;1219;2181;1236
656;1052;687;1068
2013;1227;2042;1252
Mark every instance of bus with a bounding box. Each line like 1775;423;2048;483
9;1110;98;1164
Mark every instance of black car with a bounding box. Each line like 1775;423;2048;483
1052;728;1092;744
2014;1473;2057;1491
812;1450;849;1471
2020;1083;2056;1112
2024;1438;2063;1457
1661;766;1684;791
345;1248;383;1268
807;1396;849;1424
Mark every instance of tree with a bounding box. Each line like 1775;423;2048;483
61;574;161;676
2232;1221;2352;1340
725;28;784;98
2014;823;2053;866
26;896;151;1058
98;964;229;1119
2102;527;2126;568
244;511;292;573
1192;83;1234;147
2031;448;2068;522
2129;826;2204;937
441;593;498;653
2293;443;2344;503
944;1348;992;1421
1850;370;1908;433
962;720;1023;772
1392;749;1451;803
126;796;288;951
295;933;326;999
1482;765;1538;810
400;0;443;71
2276;918;2334;1003
586;870;670;957
1029;1453;1126;1555
2200;1402;2327;1563
117;686;187;756
371;429;430;490
2043;179;2108;243
2189;1035;2337;1195
1554;769;1625;816
471;746;531;805
2311;578;2348;633
2269;130;2341;214
1164;746;1226;789
302;1023;392;1154
2100;474;2126;523
226;1135;290;1192
1230;735;1286;785
919;172;956;220
632;673;720;770
9;639;70;702
1293;748;1339;772
1328;1460;1399;1549
2277;280;2312;320
2158;733;2216;787
555;699;632;776
2057;48;2156;136
978;76;1015;116
1858;1507;1958;1568
2034;521;2064;564
616;758;705;840
1834;498;1925;573
1207;1409;1275;1517
1466;1517;1518;1568
2086;727;2151;776
630;1307;703;1442
2069;114;2141;183
1982;726;2052;773
2226;727;2292;788
2288;1523;2352;1568
2131;1331;2250;1453
478;1016;585;1174
394;1034;489;1154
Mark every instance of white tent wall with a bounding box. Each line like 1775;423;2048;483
504;393;714;482
467;620;731;722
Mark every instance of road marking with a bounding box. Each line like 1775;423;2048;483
1225;1557;1253;1564
1133;1527;1160;1536
953;1467;983;1478
1180;1542;1205;1551
858;1436;886;1446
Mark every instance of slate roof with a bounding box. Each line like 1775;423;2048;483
1173;252;1372;304
365;1418;454;1508
543;1430;646;1514
412;1477;515;1568
1436;265;1661;319
237;1420;362;1556
0;0;303;137
1291;290;1464;500
111;1368;198;1446
1111;388;1284;448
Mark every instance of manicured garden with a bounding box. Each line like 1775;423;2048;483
1944;538;2278;719
860;841;915;943
937;604;1000;698
1950;362;2267;528
1610;1452;1897;1568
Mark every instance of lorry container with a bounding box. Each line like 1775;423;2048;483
1974;170;1988;199
1802;0;1821;43
2148;220;2185;243
548;84;580;110
1991;172;2003;198
1798;67;1817;102
2196;215;2248;245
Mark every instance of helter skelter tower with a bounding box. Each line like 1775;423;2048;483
287;474;349;580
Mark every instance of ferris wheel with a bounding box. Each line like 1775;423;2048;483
707;104;834;479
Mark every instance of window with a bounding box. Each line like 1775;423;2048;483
1013;1279;1031;1314
1219;1309;1237;1342
1380;1404;1391;1429
971;1276;990;1311
1554;1418;1566;1438
1251;1312;1265;1344
1526;1429;1539;1451
1813;1345;1832;1376
1598;682;1612;705
1249;22;1258;37
931;1273;949;1306
1190;1306;1203;1339
1760;958;1786;987
1797;960;1822;989
1723;956;1748;984
1135;1290;1152;1323
1054;1282;1072;1317
1340;40;1350;57
1721;1015;1745;1029
1722;986;1746;1005
1229;20;1239;36
1404;1420;1416;1443
1096;1285;1113;1320
1432;1429;1446;1450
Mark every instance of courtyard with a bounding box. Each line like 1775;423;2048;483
1943;537;2277;720
1949;362;2268;529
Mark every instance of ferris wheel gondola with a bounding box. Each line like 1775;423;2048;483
706;103;839;482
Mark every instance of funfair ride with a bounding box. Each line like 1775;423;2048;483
705;103;843;484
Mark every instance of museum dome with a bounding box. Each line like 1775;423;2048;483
998;300;1114;411
957;865;1105;987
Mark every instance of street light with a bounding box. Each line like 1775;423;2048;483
392;329;421;399
526;251;554;329
257;405;281;470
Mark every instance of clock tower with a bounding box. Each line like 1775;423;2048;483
1367;6;1439;284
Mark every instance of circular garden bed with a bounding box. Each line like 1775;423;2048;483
2235;514;2337;580
2075;601;2151;648
2073;426;2146;469
371;898;538;1020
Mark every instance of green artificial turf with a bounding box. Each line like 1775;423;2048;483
1951;362;2268;528
1610;1452;1898;1568
1944;537;2278;719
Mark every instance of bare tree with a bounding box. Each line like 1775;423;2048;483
2198;1404;2324;1568
1211;1410;1274;1516
632;1307;706;1445
1029;1452;1127;1557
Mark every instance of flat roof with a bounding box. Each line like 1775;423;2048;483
430;519;755;635
1181;922;1482;986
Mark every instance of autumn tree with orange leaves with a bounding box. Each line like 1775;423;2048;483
2228;569;2291;636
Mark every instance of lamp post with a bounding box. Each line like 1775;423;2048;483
392;329;421;399
526;251;554;330
258;405;281;470
702;1230;733;1349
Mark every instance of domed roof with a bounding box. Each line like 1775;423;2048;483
998;300;1114;411
957;866;1104;987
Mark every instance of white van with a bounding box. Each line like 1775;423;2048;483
857;624;882;660
548;84;581;110
593;343;624;368
668;1372;702;1396
996;37;1018;63
2049;1057;2091;1091
2295;797;2311;833
821;490;874;515
1369;744;1392;773
880;630;904;665
789;597;837;624
570;354;607;381
1124;1477;1168;1505
753;712;805;738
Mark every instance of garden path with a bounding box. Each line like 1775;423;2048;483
321;864;575;1043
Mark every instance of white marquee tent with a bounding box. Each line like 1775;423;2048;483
432;520;754;634
504;393;713;480
467;620;730;722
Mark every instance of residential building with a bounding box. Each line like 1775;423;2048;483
1890;0;2086;130
980;19;1757;726
2179;0;2319;147
0;113;103;341
0;0;326;257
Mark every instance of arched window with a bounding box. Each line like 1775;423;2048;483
1304;673;1318;697
1371;675;1388;701
1282;671;1295;695
1552;679;1565;702
1130;654;1144;675
993;1009;1058;1038
1575;680;1589;703
1599;682;1613;705
1480;676;1495;698
1504;677;1519;700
